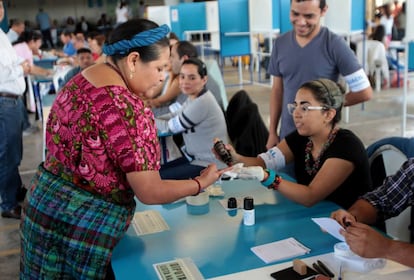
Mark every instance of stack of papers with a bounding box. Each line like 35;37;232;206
251;237;311;264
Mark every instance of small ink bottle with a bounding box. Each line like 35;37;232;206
213;138;232;165
243;197;255;226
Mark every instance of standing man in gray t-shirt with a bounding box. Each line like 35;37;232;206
266;0;372;147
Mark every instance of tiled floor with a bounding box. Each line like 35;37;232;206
1;65;414;279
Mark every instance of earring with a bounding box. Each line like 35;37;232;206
129;71;134;79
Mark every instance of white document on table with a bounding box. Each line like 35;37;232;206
132;210;170;236
251;237;311;264
311;217;345;242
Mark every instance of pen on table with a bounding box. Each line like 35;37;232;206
338;262;343;280
312;262;325;275
317;260;335;278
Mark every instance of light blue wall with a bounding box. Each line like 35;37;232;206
170;2;207;40
219;0;250;57
351;0;366;31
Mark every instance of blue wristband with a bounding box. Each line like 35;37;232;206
261;169;276;187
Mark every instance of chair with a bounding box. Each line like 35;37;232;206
225;90;268;157
356;40;390;91
366;137;414;243
205;59;228;110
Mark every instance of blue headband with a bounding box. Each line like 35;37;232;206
103;24;170;56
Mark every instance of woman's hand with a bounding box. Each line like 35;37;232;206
211;142;239;165
197;164;230;190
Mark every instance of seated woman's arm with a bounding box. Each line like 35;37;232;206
227;139;354;207
277;157;354;207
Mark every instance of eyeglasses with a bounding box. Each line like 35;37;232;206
287;103;329;115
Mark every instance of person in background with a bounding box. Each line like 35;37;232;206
14;30;53;77
370;13;386;43
20;19;225;279
266;0;372;149
75;16;90;35
13;30;53;136
149;32;179;103
0;0;31;219
137;1;146;18
58;47;94;90
396;2;406;40
148;40;223;115
6;18;25;43
35;8;54;49
331;158;414;268
379;3;394;48
115;1;130;26
97;13;111;34
216;79;371;209
156;58;229;179
54;30;76;57
64;16;76;33
88;33;106;63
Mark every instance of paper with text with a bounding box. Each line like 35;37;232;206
251;237;311;264
132;210;170;236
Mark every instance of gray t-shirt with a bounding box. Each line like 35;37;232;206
268;27;363;139
174;90;228;168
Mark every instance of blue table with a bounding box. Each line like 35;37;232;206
112;179;342;279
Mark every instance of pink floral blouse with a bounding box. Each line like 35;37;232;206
44;74;160;204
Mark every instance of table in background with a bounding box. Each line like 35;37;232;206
112;179;343;279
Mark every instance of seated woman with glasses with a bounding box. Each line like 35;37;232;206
216;78;371;209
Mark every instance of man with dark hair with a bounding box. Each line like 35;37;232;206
266;0;373;148
58;47;94;90
7;18;25;43
149;40;223;114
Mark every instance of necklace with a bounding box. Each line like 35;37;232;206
304;127;339;176
105;62;132;91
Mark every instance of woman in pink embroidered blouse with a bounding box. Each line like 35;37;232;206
21;19;225;279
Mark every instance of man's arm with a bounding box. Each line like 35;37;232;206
343;68;373;106
344;86;373;106
266;76;283;149
331;199;378;226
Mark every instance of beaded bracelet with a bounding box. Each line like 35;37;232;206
268;175;282;190
192;178;202;196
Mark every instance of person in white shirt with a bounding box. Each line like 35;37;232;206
115;1;130;26
0;0;31;219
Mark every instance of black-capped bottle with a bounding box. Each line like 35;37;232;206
213;138;232;166
243;197;255;226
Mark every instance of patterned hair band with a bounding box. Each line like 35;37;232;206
103;24;170;56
